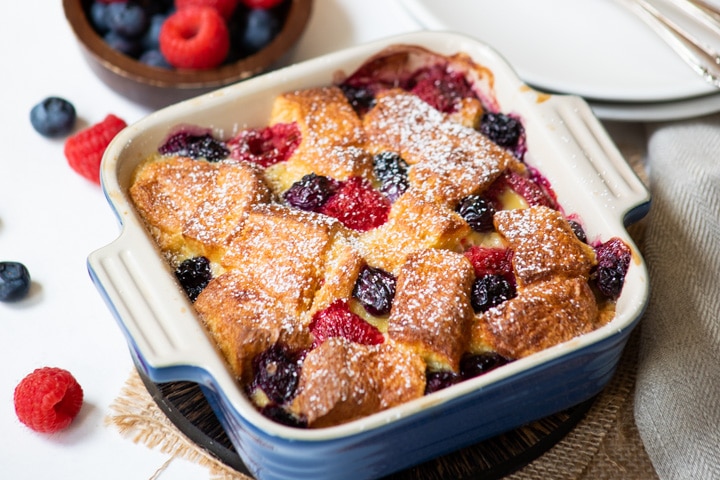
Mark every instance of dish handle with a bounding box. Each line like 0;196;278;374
87;225;226;384
541;94;651;226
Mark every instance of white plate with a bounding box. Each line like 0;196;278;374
589;91;720;121
398;0;719;103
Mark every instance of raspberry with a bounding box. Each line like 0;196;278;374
464;246;514;280
319;177;390;231
409;65;476;113
176;0;240;19
485;170;557;210
309;299;385;348
159;6;230;69
241;0;285;9
64;114;127;184
14;367;84;433
228;122;301;167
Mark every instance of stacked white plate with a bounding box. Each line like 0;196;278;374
399;0;720;122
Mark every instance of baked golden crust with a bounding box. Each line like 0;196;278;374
290;337;426;427
472;276;599;359
194;270;313;381
388;248;475;371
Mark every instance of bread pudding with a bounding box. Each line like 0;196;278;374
128;45;632;429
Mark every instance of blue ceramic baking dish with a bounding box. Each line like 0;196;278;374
88;31;650;480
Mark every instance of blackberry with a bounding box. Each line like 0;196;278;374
456;195;496;232
339;84;376;115
30;97;76;138
283;173;340;212
252;344;301;404
593;237;631;299
175;256;212;302
0;262;31;302
460;352;510;380
352;265;396;316
568;220;588;243
479;112;523;149
424;370;460;394
373;152;409;202
159;131;230;162
259;405;307;428
470;274;516;312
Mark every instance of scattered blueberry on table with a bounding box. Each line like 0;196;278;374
0;261;31;302
29;97;76;138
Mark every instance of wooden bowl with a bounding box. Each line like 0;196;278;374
63;0;313;108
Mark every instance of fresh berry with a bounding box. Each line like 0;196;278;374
319;177;390;231
479;112;524;149
470;274;516;313
13;367;84;433
460;352;510;380
0;262;31;302
228;122;300;167
30;97;76;138
175;256;213;301
593;237;631;299
237;7;281;54
568;219;588;243
105;2;149;38
139;49;172;68
424;370;460;394
158;131;229;161
141;13;168;51
251;344;301;404
352;265;396;316
259;404;307;427
64;114;127;184
104;30;143;57
373;151;409;202
242;0;285;8
339;84;376;115
283;173;340;212
309;299;385;348
456;195;495;232
90;2;110;34
176;0;240;19
409;65;475;113
486;170;557;210
159;6;230;69
464;246;514;281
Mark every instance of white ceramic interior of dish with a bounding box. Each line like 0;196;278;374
88;31;650;451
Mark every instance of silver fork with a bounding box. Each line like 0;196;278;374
616;0;720;88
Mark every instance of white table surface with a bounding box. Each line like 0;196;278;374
0;1;647;479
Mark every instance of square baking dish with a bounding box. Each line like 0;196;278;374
88;31;650;480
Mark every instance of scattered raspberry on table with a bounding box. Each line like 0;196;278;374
14;367;84;433
63;114;127;184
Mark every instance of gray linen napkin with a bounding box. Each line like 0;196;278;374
634;114;720;479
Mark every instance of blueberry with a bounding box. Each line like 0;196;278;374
568;220;587;244
479;112;523;149
0;262;31;302
460;352;510;379
139;49;171;69
240;8;281;54
104;30;143;57
339;84;376;115
373;152;409;202
470;274;516;312
456;195;495;232
90;2;110;34
283;173;339;212
141;13;167;51
352;265;396;316
104;2;149;38
29;97;76;138
252;344;301;404
174;256;212;302
424;370;460;394
159;132;230;162
259;404;307;428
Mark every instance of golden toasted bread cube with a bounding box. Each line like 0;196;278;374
388;248;475;371
194;271;312;381
494;206;597;287
221;204;345;315
129;156;218;254
471;277;599;359
309;233;365;317
358;190;470;274
182;161;271;262
290;338;426;427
